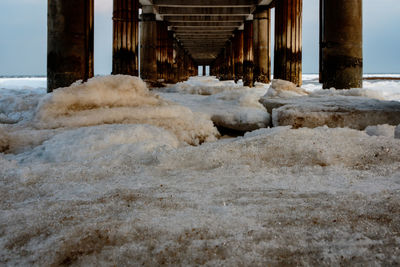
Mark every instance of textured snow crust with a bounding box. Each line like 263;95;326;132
33;75;218;145
1;76;400;266
261;80;400;129
159;77;270;131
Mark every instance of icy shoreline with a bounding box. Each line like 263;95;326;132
1;75;400;265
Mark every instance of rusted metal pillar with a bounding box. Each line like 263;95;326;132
47;0;94;92
253;7;271;83
321;0;362;89
274;0;303;86
234;30;244;83
112;0;139;76
140;8;157;84
243;20;254;87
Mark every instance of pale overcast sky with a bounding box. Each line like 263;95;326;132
0;0;399;76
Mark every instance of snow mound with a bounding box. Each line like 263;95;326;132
159;88;270;132
266;79;309;98
16;124;179;163
365;124;396;138
0;89;44;124
310;87;386;100
168;76;242;95
260;95;400;130
34;75;219;145
158;127;400;170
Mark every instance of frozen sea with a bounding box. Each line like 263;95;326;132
0;74;400;265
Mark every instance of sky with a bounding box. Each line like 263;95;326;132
0;0;399;76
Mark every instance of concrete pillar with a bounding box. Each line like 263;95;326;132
167;31;174;83
156;21;168;82
243;20;254;87
321;0;362;89
234;30;244;83
47;0;94;92
274;0;303;86
112;0;139;76
226;41;234;80
140;8;157;84
253;7;271;83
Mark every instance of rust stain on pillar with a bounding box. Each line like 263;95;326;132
234;30;244;83
112;0;139;76
47;0;94;92
253;7;271;84
140;12;157;84
243;20;254;87
274;0;303;86
322;0;362;89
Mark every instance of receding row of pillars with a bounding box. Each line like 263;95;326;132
47;0;362;92
211;0;362;89
47;0;196;92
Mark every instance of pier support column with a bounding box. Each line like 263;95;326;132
226;41;234;80
253;7;271;83
167;31;174;83
243;20;254;87
274;0;303;86
321;0;362;89
234;30;244;83
140;8;157;84
156;21;168;82
112;0;139;76
47;0;94;92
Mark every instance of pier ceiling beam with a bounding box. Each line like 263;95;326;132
136;0;273;77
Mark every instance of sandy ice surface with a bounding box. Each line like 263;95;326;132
1;75;400;265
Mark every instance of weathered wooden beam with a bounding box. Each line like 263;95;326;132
169;22;242;27
159;7;252;16
153;0;257;7
165;16;246;22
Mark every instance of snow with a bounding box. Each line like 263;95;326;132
33;75;219;145
1;75;400;265
158;77;270;131
260;79;400;129
396;125;400;139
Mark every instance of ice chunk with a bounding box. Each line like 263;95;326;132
365;124;396;138
159;88;270;132
16;124;179;163
265;79;309;98
260;95;400;129
34;75;219;145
